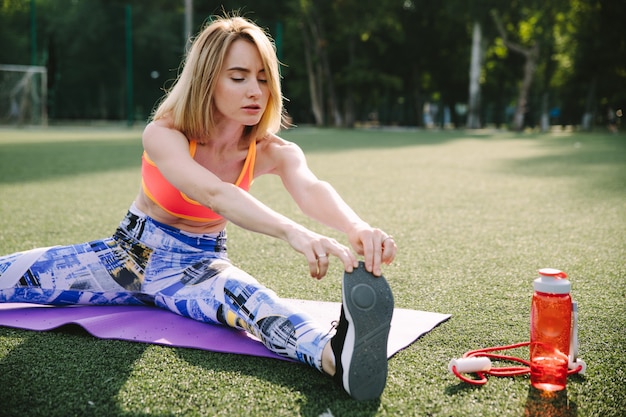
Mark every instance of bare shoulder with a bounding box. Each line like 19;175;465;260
255;133;306;175
143;118;184;140
257;133;304;158
142;119;189;156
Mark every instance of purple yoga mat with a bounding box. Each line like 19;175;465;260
0;300;450;361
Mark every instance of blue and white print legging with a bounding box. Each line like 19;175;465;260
0;204;332;371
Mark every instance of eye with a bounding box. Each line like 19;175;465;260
231;77;244;82
258;78;268;84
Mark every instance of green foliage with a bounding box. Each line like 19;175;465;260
0;0;624;128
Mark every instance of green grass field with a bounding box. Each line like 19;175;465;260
0;126;624;416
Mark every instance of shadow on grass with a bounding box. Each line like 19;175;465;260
445;380;580;417
0;128;468;185
0;127;516;186
0;138;143;185
283;128;474;153
524;386;577;417
504;135;625;175
175;347;382;417
0;128;469;185
0;326;148;417
443;381;483;396
497;134;626;198
0;326;381;417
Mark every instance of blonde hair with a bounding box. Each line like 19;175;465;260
153;15;283;142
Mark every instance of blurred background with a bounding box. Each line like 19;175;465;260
0;0;624;131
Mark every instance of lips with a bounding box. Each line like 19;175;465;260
242;104;262;116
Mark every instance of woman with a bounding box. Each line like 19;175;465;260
0;15;396;401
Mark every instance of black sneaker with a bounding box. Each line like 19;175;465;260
330;261;394;400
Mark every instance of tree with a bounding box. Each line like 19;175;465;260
328;0;404;127
466;0;502;129
295;0;332;126
491;9;540;131
467;21;484;129
560;0;626;130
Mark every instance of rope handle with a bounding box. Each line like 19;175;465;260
449;341;586;386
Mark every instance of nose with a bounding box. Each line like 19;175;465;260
247;80;262;98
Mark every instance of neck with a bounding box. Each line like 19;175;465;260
201;119;248;145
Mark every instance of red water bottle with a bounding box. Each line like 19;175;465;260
530;268;572;391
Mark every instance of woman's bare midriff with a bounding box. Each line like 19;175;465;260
134;190;228;235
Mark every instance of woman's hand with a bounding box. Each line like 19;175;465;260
286;226;358;280
347;224;397;276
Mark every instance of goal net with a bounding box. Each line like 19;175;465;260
0;64;48;126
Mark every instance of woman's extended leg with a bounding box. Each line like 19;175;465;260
0;238;150;306
147;258;333;371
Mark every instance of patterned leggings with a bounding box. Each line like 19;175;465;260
0;204;332;371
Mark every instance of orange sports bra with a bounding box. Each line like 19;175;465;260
141;140;256;222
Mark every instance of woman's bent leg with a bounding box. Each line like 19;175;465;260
150;259;332;371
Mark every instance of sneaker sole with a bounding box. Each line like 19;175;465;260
341;262;394;400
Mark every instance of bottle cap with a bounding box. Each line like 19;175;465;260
533;268;571;294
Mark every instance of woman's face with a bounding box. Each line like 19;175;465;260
213;39;270;128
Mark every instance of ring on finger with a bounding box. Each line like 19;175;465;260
382;235;394;243
316;253;328;259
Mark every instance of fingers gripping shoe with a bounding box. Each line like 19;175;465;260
330;261;394;400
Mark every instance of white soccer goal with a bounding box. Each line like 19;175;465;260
0;64;48;126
